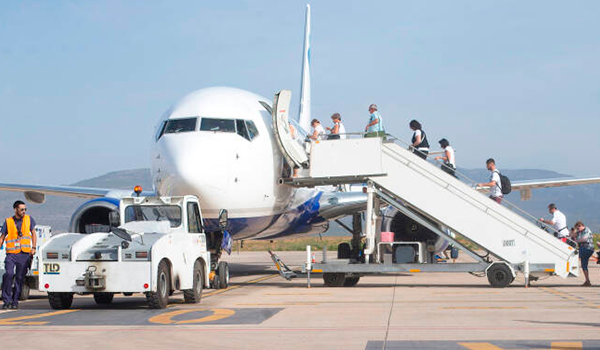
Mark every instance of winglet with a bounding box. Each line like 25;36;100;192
298;4;311;132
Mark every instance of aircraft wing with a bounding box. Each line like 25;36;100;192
0;183;151;203
477;176;600;200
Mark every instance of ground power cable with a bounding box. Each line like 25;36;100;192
382;275;398;350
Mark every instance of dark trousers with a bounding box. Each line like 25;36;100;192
413;149;429;160
2;252;30;305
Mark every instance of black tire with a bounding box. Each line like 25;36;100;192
48;292;74;310
323;273;346;287
93;292;114;305
217;261;229;289
19;283;30;301
184;260;204;304
487;263;514;288
343;276;360;287
146;260;171;309
337;243;352;259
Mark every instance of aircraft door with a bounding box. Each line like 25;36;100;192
272;90;309;171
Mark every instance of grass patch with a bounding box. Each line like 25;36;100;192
235;236;351;252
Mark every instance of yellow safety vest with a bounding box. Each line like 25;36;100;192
5;215;32;254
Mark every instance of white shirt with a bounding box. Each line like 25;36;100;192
551;210;568;237
312;124;326;140
444;146;455;167
338;122;346;139
490;170;502;198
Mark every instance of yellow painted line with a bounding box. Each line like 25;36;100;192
550;342;582;349
149;308;235;325
540;287;600;309
0;309;79;326
311;269;323;273
442;306;527;310
544;268;555;272
409;269;420;273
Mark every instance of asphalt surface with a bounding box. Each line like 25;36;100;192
1;251;600;349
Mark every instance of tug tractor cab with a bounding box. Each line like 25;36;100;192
39;194;229;309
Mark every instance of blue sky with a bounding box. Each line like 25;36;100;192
1;1;599;185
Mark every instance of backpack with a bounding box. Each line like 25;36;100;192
494;170;512;195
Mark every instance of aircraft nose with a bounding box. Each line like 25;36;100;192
156;134;232;196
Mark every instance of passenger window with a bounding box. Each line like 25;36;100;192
164;118;197;134
246;120;259;140
200;118;236;132
236;119;250;141
155;120;167;141
187;202;202;233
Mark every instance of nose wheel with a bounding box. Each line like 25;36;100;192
211;261;230;289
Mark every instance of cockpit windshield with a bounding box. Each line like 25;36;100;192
124;205;182;228
200;118;236;132
164;118;197;134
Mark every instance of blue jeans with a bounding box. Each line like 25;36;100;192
2;252;30;305
579;246;594;271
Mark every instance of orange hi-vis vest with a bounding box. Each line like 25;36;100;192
5;215;32;254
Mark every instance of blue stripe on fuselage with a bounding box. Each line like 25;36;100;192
203;191;324;240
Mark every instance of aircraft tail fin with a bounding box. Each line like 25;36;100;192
298;4;311;132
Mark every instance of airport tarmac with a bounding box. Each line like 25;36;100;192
1;251;600;350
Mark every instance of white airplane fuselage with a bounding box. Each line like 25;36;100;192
151;87;323;239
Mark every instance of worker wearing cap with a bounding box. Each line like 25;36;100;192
0;200;37;309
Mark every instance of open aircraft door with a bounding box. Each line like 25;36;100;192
272;90;309;170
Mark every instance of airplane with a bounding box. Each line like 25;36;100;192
2;4;600;269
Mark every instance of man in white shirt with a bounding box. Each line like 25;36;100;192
539;203;569;239
477;158;503;204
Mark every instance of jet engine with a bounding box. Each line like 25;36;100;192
69;198;120;233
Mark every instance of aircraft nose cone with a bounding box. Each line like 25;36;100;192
155;134;232;197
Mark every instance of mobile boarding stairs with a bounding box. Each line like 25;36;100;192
271;90;579;288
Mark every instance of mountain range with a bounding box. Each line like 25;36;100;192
0;168;598;233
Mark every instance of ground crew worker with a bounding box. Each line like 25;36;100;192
364;104;385;138
1;200;37;309
539;203;569;240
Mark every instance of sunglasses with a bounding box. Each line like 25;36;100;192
18;208;27;212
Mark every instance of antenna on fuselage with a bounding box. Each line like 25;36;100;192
298;4;311;132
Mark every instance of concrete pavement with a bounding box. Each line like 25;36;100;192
1;251;599;349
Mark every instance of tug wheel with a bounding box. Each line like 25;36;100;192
93;292;114;305
146;260;171;309
48;292;74;310
184;260;204;303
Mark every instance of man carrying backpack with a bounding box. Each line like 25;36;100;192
477;158;508;204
